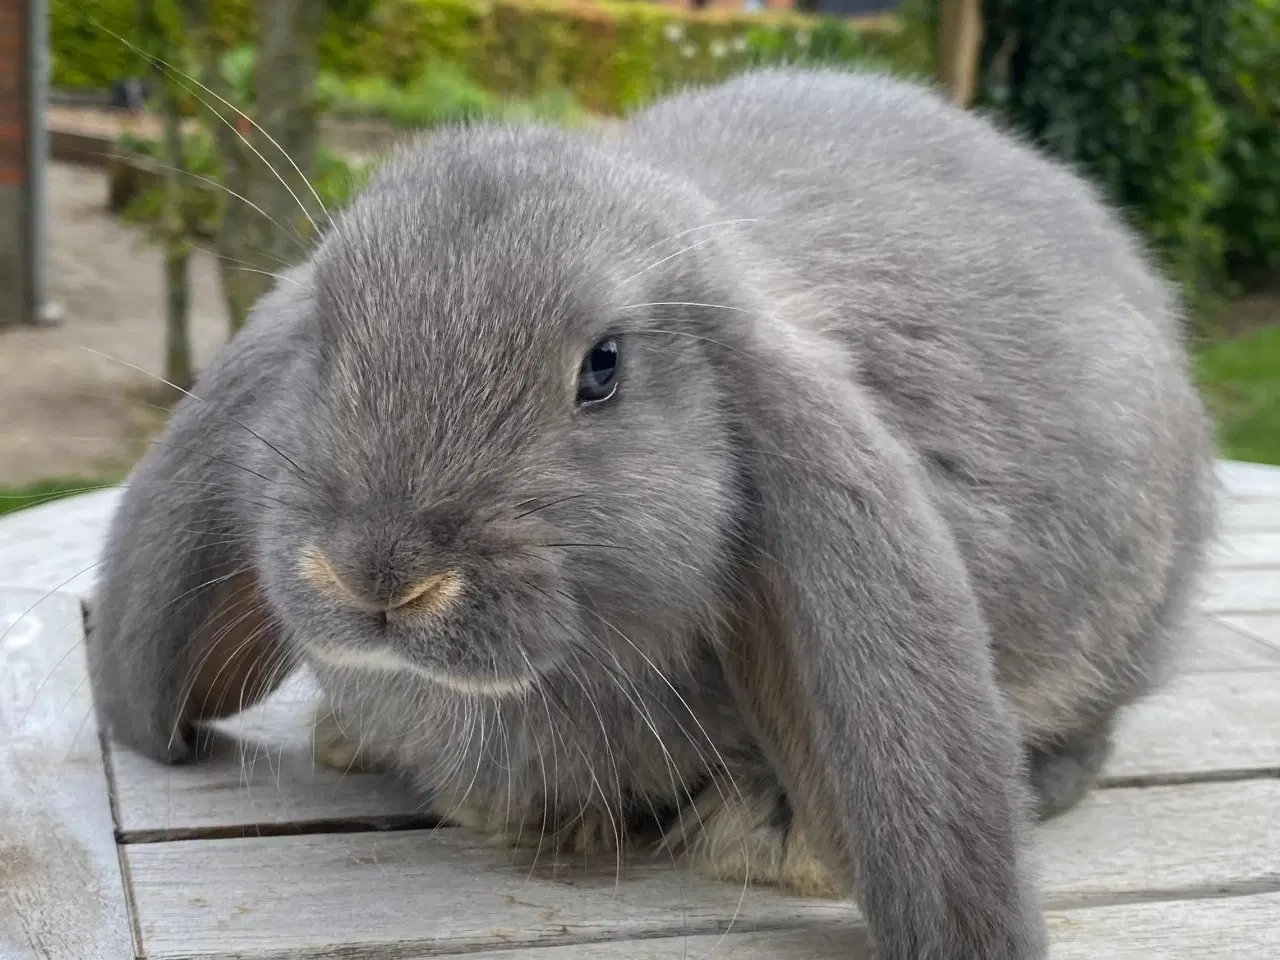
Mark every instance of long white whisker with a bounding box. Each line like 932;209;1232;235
68;6;332;236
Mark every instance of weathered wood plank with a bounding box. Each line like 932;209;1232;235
399;892;1280;959
126;827;850;959
1045;893;1280;960
1221;498;1280;532
1184;617;1280;671
1218;613;1280;650
1212;532;1280;569
106;669;424;840
122;780;1280;959
0;488;119;596
0;588;134;960
1217;460;1280;500
1105;670;1280;783
1202;569;1280;614
105;617;1280;836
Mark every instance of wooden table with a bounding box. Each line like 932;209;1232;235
3;462;1279;959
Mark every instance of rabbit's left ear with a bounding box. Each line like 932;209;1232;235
710;309;1046;959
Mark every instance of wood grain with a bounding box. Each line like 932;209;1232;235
1202;568;1280;614
1105;670;1280;783
106;651;1280;838
122;780;1280;959
0;588;134;960
106;669;425;841
1218;613;1280;650
1045;893;1280;960
378;892;1280;959
1221;498;1280;533
1184;617;1280;671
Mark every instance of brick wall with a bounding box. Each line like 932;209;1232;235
0;0;29;325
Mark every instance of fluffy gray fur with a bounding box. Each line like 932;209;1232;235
86;68;1218;959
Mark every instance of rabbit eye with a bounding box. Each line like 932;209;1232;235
577;339;619;405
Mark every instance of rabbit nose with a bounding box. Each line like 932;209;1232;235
387;570;465;614
298;543;464;617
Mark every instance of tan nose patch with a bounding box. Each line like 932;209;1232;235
390;570;464;616
297;544;359;607
298;543;462;616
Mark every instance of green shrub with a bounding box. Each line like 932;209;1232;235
0;477;119;516
1198;321;1280;465
1212;0;1280;284
902;0;1280;313
116;126;372;238
50;0;256;89
54;0;929;116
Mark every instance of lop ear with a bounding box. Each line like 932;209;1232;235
87;448;294;765
86;285;306;765
713;313;1047;959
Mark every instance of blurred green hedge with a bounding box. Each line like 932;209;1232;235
52;0;931;115
904;0;1280;311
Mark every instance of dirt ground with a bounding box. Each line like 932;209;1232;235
0;161;230;487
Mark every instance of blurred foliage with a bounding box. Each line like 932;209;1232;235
111;49;595;236
1213;0;1280;288
115;126;373;238
903;0;1280;317
53;0;931;115
1197;321;1280;465
0;477;120;516
318;61;592;127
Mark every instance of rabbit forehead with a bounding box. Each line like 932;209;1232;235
311;130;692;367
294;134;737;506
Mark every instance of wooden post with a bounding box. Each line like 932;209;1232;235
937;0;983;108
0;0;45;327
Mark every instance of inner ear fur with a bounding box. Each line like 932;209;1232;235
185;570;291;724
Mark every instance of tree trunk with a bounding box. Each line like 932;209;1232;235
937;0;984;108
139;0;193;391
158;82;194;391
183;0;324;335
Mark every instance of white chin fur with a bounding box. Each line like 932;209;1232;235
307;644;535;698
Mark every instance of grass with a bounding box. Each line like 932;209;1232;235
0;477;119;517
1197;323;1280;466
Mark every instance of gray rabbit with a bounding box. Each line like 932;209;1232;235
86;68;1217;959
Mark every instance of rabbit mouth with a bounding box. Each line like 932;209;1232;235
306;641;538;698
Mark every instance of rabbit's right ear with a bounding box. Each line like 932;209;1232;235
86;439;292;765
707;307;1046;959
85;289;306;765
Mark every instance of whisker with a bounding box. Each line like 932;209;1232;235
511;494;590;521
66;5;332;237
616;301;750;314
76;347;318;492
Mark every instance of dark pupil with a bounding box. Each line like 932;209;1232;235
578;339;618;403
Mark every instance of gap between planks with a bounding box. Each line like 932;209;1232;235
119;778;1280;959
104;657;1280;845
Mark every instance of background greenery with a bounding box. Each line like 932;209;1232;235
53;0;929;114
18;0;1277;506
902;0;1280;320
0;478;120;517
1198;323;1280;465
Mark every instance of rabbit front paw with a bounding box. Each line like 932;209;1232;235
311;706;383;773
435;794;627;857
662;783;847;898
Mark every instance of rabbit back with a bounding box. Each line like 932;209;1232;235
624;68;1219;743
